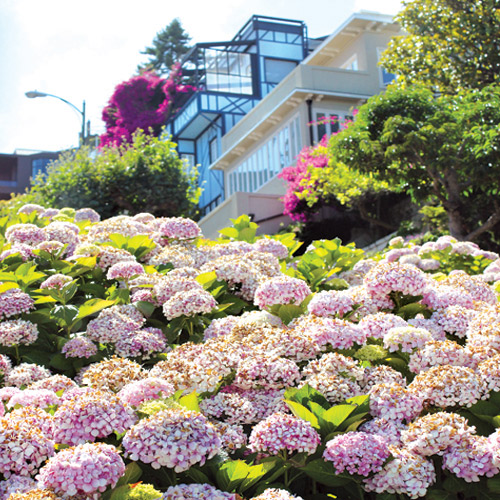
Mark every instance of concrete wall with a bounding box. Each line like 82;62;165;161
199;191;292;240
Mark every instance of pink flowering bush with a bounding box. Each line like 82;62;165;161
100;66;194;148
0;208;499;499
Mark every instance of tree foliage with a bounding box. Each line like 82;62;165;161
380;0;500;92
279;130;398;230
330;84;500;242
138;18;191;75
27;130;200;220
100;68;194;149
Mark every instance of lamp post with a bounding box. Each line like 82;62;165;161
25;90;86;147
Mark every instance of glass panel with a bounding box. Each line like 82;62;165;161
329;114;340;134
240;77;253;94
259;41;303;59
316;113;326;142
241;162;248;192
283;126;290;168
206;72;218;92
209;137;218;163
271;136;280;176
264;58;296;84
275;31;286;42
295;118;302;154
240;53;252;77
217;74;230;93
290;119;297;160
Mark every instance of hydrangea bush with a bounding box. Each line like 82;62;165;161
0;209;499;500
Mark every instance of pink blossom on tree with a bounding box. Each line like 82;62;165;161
100;65;194;148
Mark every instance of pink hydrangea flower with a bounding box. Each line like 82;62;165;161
409;365;487;408
122;408;221;471
443;434;498;482
383;326;432;353
162;289;217;320
159;217;202;240
39;274;73;290
249;412;320;456
323;431;391;476
369;383;423;422
5;363;51;388
17;204;45;215
408;340;474;374
363;261;429;300
86;305;144;344
0;319;38;347
0;289;35;319
36;443;125;497
252;489;304;500
199;386;287;425
61;336;98;358
253;238;289;259
254;276;311;308
234;354;301;390
7;389;59;410
115;327;167;359
307;289;357;318
401;412;475;456
364;445;436;498
74;208;100;223
53;387;137;445
118;377;175;407
5;224;46;246
161;484;237;500
0;416;54;477
107;261;145;280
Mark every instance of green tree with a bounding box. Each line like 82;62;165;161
138;19;191;75
28;130;200;220
380;0;500;93
330;84;500;242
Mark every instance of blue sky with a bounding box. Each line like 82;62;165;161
0;0;401;153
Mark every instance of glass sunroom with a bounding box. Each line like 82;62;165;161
164;15;308;215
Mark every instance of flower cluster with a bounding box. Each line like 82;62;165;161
161;484;237;500
254;276;311;308
36;443;125;497
0;289;34;319
0;319;38;347
53;387;137;445
249;412;320;456
123;408;221;471
323;431;391;476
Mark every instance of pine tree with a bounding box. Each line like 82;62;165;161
138;19;191;75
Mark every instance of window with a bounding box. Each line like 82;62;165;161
209;137;218;164
341;55;358;71
377;47;396;86
205;49;253;95
264;58;296;84
311;111;350;143
31;158;52;182
227;113;302;196
182;154;196;173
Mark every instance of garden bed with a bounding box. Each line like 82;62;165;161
0;206;500;500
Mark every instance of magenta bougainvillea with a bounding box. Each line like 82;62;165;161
100;65;194;148
279;115;356;222
278;134;330;222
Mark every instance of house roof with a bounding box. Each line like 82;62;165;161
303;12;400;67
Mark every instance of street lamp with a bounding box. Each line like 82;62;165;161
25;90;86;147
